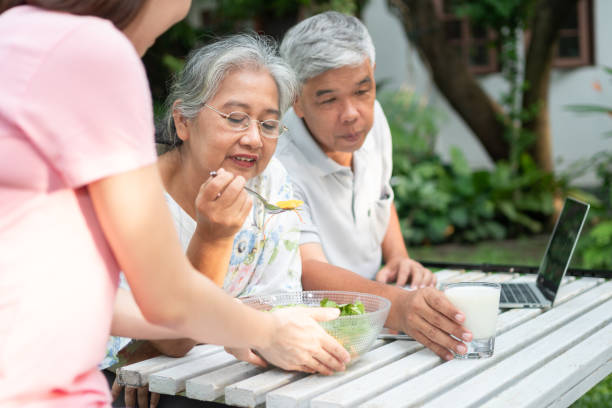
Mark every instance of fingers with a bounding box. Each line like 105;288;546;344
375;265;393;283
203;168;246;202
298;307;351;369
259;308;350;375
111;377;123;402
226;347;269;368
317;334;351;372
193;168;251;239
137;385;149;408
125;386;136;408
243;350;268;368
396;266;413;287
400;288;472;360
401;260;435;289
424;288;468;333
304;356;334;376
404;261;425;288
150;392;161;408
415;306;468;359
409;322;457;360
303;306;340;322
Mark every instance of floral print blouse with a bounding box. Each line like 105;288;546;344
100;157;303;369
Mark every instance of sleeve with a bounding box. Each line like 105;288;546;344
290;179;322;246
375;100;395;203
17;19;156;188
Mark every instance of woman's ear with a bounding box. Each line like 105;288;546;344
293;96;305;119
172;100;189;142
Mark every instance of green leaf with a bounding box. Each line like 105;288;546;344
565;104;612;114
320;298;338;309
449;146;471;177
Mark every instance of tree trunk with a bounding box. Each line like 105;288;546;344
388;0;510;162
523;0;579;173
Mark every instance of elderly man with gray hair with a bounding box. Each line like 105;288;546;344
276;11;471;360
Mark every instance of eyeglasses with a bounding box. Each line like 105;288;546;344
204;104;288;139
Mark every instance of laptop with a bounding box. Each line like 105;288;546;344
499;197;590;308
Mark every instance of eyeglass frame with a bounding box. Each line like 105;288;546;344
203;104;288;139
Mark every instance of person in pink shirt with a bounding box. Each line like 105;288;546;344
0;1;350;407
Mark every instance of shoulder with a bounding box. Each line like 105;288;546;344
371;100;390;134
366;99;392;152
54;16;143;80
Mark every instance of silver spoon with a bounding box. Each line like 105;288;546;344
244;187;292;214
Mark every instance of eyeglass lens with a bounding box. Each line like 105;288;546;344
226;112;282;137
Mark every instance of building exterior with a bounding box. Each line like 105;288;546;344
363;0;611;185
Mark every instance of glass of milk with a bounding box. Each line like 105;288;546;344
443;282;501;359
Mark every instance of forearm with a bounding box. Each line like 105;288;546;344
111;288;183;339
301;259;407;331
90;165;274;350
381;203;410;262
149;338;197;357
186;233;234;286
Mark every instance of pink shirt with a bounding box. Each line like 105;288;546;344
0;6;156;407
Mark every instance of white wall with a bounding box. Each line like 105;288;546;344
363;0;612;185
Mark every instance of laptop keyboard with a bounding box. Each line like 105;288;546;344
501;283;540;304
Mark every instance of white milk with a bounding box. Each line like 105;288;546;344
444;285;501;339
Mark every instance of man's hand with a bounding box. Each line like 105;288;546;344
111;376;160;408
376;257;436;289
395;287;472;360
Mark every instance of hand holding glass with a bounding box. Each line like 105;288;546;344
443;282;501;359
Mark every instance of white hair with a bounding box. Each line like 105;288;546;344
160;34;297;147
279;11;375;85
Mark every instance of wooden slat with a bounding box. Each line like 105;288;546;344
311;278;603;408
442;271;487;283
311;304;535;408
359;280;612;408
266;341;422;408
185;361;267;402
311;348;439;408
117;344;223;387
148;351;237;395
225;369;306;408
481;322;612;408
549;361;612;408
433;269;464;283
224;340;387;408
425;299;612;407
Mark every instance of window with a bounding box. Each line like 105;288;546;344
434;0;499;74
553;0;593;67
434;0;593;73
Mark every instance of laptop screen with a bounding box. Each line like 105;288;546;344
536;197;590;301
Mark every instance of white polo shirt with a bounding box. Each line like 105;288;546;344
276;100;394;279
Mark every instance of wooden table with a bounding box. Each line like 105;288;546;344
117;270;612;407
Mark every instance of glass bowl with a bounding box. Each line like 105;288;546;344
240;291;391;361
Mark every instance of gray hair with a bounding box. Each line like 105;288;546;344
279;11;375;85
159;34;297;147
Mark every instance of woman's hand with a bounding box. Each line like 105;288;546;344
254;307;351;375
225;346;268;368
193;168;252;242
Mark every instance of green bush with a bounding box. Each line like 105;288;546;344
381;89;556;245
569;151;612;269
564;67;612;269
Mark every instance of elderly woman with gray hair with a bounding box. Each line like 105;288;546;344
102;33;350;407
